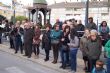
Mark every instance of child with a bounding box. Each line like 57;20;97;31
92;60;107;73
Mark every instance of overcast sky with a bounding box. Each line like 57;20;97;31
0;0;78;5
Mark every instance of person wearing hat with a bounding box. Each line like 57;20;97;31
86;17;97;30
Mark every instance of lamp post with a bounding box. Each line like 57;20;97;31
85;0;89;26
12;0;16;24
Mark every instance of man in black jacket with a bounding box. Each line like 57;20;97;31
24;22;34;58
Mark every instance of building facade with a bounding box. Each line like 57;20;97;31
0;2;27;20
48;0;110;26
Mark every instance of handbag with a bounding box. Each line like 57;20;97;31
62;45;68;51
51;40;59;44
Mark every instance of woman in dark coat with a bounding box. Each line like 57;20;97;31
42;25;51;61
60;25;70;69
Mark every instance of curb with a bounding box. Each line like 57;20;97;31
0;44;69;73
0;44;84;73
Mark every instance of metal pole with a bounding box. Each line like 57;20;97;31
13;7;16;24
85;0;89;26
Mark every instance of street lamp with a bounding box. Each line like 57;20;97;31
12;0;16;24
85;0;89;26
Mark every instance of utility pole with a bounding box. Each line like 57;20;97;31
12;0;16;24
85;0;89;26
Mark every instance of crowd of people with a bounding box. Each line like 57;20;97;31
0;17;110;73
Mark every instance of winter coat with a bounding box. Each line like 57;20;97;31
24;28;34;44
86;36;102;59
99;26;109;41
42;30;51;50
80;36;89;56
50;29;62;43
60;32;70;46
86;22;97;30
104;40;110;58
33;28;41;45
75;24;85;37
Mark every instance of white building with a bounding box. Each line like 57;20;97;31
48;0;110;26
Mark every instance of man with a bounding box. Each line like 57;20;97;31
24;22;34;58
86;30;102;72
55;19;63;30
14;23;24;54
86;17;97;30
75;20;85;38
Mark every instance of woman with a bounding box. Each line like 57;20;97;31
9;24;15;49
60;25;70;69
99;21;109;46
51;24;62;64
42;25;51;61
68;28;79;72
104;39;110;73
80;29;90;71
33;25;41;58
86;30;102;72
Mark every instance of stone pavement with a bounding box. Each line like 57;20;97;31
0;42;85;73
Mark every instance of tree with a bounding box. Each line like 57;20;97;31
15;16;27;22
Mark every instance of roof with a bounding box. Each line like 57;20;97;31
48;1;108;8
33;0;47;4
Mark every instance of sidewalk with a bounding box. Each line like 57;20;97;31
0;42;85;73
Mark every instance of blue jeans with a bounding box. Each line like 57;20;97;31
60;47;69;67
70;49;78;72
107;58;110;73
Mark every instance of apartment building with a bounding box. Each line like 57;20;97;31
48;0;110;26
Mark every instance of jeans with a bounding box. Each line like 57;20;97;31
60;47;69;67
70;49;78;72
15;37;23;53
107;58;110;73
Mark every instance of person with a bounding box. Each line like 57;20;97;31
4;20;10;40
104;39;110;73
9;24;15;49
14;23;24;54
86;17;97;30
80;29;90;71
32;25;41;58
68;28;79;73
51;24;62;64
24;23;34;58
86;30;102;72
42;25;51;61
92;60;107;73
75;20;85;38
20;20;25;29
0;20;3;44
99;21;110;46
55;19;63;30
60;25;70;69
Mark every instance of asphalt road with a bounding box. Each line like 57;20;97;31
0;51;62;73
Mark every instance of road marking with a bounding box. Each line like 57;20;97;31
5;67;26;73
